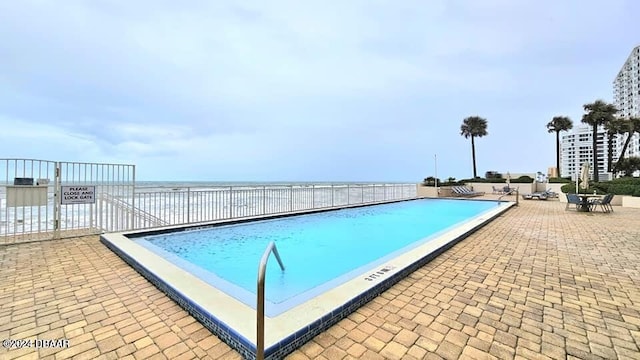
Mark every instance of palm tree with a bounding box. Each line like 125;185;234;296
546;116;573;177
612;116;640;174
581;100;618;182
460;116;488;178
605;117;627;172
613;157;640;177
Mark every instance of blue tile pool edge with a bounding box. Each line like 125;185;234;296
101;199;514;360
100;236;259;358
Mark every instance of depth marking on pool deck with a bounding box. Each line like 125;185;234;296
363;265;397;282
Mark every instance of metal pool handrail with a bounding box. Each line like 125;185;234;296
257;241;285;360
497;189;519;205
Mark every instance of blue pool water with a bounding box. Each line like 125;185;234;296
136;199;496;312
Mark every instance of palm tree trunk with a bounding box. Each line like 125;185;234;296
471;136;477;178
592;125;599;182
556;131;561;177
607;132;615;172
612;132;633;173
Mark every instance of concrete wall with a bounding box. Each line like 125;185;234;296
622;196;640;208
545;183;566;194
416;185;438;198
610;195;623;206
465;182;536;194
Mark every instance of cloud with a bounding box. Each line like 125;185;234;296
1;0;639;181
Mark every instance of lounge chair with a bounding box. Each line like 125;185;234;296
502;186;518;195
492;186;503;194
544;189;559;198
451;186;468;197
522;192;548;200
452;186;484;197
565;193;581;211
464;186;485;196
589;194;614;213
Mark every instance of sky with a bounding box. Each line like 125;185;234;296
1;1;639;182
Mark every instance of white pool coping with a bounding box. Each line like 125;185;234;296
101;198;515;351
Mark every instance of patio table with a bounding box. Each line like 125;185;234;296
576;194;601;212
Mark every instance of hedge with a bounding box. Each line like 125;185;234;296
561;178;640;196
458;176;534;184
548;177;572;183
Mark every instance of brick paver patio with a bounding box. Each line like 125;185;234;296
1;198;640;359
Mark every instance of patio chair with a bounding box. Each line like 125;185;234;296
544;189;558;198
589;194;614;213
565;193;581;211
492;186;503;194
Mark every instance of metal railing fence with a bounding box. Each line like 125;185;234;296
1;158;135;244
129;183;417;229
1;158;417;244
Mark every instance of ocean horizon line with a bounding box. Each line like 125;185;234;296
135;180;416;185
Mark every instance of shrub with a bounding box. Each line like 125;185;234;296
548;177;571;183
607;184;638;196
459;178;506;183
634;188;640;197
485;171;502;179
561;184;576;193
609;177;640;185
562;178;640;195
441;179;465;186
421;177;440;186
561;184;600;194
510;175;534;183
593;182;609;194
613;157;640;177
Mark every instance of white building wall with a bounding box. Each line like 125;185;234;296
613;45;640;163
560;125;610;180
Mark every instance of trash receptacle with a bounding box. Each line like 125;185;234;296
14;177;34;185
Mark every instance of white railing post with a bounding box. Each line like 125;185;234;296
331;184;334;207
187;187;191;223
53;162;61;238
131;165;136;230
228;187;233;219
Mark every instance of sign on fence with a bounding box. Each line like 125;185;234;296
61;186;96;205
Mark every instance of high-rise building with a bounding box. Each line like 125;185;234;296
561;45;640;180
560;125;610;180
613;45;640;161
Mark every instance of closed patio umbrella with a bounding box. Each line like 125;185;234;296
580;162;590;193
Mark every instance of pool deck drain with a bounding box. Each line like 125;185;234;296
2;196;640;359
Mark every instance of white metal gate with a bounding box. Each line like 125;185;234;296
1;158;135;245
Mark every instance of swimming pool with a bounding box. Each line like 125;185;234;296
101;198;514;359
